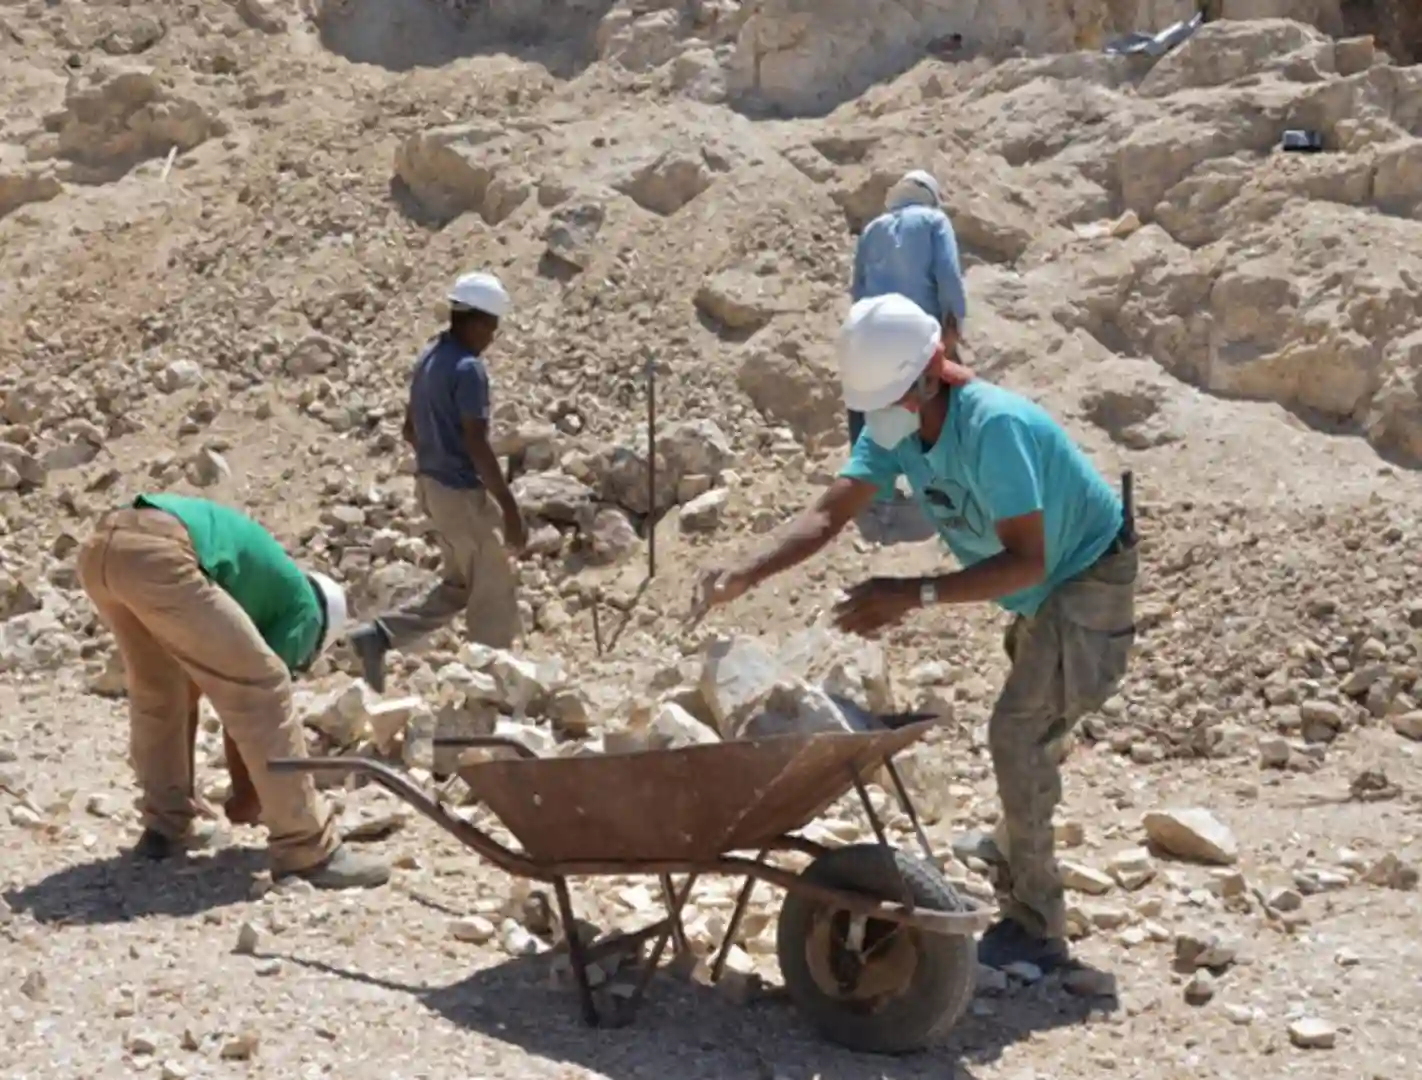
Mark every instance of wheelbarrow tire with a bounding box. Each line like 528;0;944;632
775;843;976;1055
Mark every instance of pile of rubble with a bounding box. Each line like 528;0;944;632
278;625;896;794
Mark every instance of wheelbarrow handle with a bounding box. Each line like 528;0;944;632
265;754;549;880
429;735;541;760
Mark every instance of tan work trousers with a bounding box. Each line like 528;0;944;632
990;543;1139;939
377;475;521;651
77;508;339;874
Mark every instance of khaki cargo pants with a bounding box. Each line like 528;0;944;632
990;542;1138;939
77;508;339;874
376;475;521;650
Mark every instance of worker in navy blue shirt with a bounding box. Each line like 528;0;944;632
349;272;527;692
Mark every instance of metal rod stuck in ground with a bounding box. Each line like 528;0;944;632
645;350;657;579
591;590;603;656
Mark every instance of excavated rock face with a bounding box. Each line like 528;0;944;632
1339;0;1422;63
1;11;1422;699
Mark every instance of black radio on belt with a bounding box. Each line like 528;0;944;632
1120;470;1137;548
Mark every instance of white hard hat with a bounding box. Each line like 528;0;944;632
447;271;510;318
837;294;942;412
307;571;349;658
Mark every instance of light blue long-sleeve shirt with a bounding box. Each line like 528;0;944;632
850;205;967;327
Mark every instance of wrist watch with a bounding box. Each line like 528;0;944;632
919;579;938;607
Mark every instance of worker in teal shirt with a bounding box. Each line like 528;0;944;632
76;493;390;890
696;293;1139;973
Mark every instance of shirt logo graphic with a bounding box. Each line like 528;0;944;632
921;482;987;537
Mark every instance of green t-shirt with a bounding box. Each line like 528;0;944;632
133;494;325;673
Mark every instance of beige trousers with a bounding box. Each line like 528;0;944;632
377;475;521;650
77;508;338;874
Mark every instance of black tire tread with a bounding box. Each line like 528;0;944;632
774;843;978;1055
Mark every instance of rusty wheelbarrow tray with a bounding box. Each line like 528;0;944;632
269;715;992;1055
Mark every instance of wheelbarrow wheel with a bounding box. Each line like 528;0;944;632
775;843;976;1055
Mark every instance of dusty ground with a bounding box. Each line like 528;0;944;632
3;2;1422;1078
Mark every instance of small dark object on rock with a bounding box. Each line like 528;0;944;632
1281;129;1324;153
1350;768;1400;802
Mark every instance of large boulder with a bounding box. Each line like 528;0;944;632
588;419;734;515
393;124;532;224
512;472;598;526
48;66;222;183
738;328;844;444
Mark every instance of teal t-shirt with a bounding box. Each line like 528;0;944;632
838;382;1122;616
133;494;324;672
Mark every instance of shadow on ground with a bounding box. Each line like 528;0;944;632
2;846;263;924
277;946;1119;1079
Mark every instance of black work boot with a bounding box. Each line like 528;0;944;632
977;917;1071;974
131;822;217;861
347;622;390;693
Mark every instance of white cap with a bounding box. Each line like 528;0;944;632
447;271;510;318
307;571;349;658
886;169;942;209
837;294;942;412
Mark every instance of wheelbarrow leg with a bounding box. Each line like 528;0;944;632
658;874;690;957
851;767;916;912
882;753;938;866
614;873;698;1026
710;851;767;983
552;878;601;1027
851;767;892;849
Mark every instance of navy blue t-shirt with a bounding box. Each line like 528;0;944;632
408;332;490;490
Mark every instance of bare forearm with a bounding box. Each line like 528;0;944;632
465;437;518;514
733;506;839;589
926;550;1044;605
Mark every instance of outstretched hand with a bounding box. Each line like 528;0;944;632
688;568;750;627
831;577;920;638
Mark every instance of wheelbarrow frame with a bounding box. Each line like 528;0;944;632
269;723;990;1035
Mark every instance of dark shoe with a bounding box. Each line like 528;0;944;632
132;822;218;861
282;844;391;891
977;917;1071;973
348;623;389;693
133;827;178;860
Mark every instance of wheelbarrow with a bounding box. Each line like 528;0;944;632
268;714;992;1055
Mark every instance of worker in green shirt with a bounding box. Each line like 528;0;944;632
75;494;390;890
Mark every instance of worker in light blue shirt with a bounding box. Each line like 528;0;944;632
849;169;967;451
695;294;1139;978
